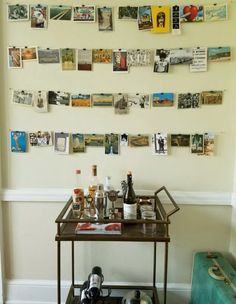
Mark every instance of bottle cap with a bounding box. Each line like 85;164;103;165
127;171;132;175
75;169;81;174
73;188;81;194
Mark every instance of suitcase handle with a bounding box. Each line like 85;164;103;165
208;266;225;281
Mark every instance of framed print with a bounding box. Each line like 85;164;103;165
11;131;27;153
30;4;48;29
152;93;174;107
61;48;76;70
180;5;203;22
98;7;113;31
50;5;72;21
8;47;22;68
38;48;60;64
8;4;29;21
71;94;91;107
21;47;37;61
73;5;95;22
118;6;138;21
204;3;227;22
12;90;34;106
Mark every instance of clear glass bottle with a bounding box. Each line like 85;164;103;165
123;171;137;219
88;165;99;217
72;169;84;218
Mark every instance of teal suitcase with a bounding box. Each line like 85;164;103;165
191;252;236;304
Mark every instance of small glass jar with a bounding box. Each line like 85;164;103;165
141;210;156;235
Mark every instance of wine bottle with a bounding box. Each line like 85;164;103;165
87;266;104;300
72;169;84;217
123;171;137;219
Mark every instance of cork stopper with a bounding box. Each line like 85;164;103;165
75;169;81;175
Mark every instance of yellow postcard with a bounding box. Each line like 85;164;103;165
151;6;170;33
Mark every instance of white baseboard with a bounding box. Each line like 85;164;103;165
4;279;191;304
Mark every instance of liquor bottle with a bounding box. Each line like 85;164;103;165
123;171;137;219
72;169;84;218
88;165;99;217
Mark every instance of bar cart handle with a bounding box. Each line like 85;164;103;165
155;186;180;220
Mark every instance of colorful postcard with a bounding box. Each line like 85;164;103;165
48;91;70;106
153;49;170;73
170;48;193;65
129;135;150;147
190;47;207;72
120;133;129;146
151;6;170;33
38;48;60;64
113;49;128;73
138;6;153;30
73;5;95;22
72;134;85;153
98;7;113;31
171;134;190;147
21;47;37;61
201;91;223;105
204;133;215;156
30;4;47;29
12;90;34;106
127;49;152;66
84;134;105;147
71;94;91;107
171;5;181;35
180;5;203;22
178;93;200;109
152;133;168;155
118;7;138;20
105;134;119;155
29;131;52;147
11;131;27;153
78;49;92;71
93;49;112;64
33;91;48;112
50;5;72;21
61;48;76;70
152;93;174;107
54;132;70;154
208;47;231;62
204;3;227;22
114;94;129;114
127;94;150;108
92;94;113;107
8;4;29;21
191;134;204;154
8;47;22;68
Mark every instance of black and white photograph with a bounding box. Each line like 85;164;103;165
152;133;168;155
190;47;207;72
171;134;190;147
38;48;60;64
127;49;152;67
105;134;119;155
153;49;170;73
29;131;52;147
127;94;150;108
50;5;72;21
178;93;200;109
120;133;129;146
48;91;70;106
30;4;48;29
12;90;34;106
118;6;138;20
8;4;29;21
171;5;181;34
8;47;22;68
78;49;92;71
54;132;70;154
98;7;113;31
114;94;129;114
170;48;193;65
33;91;48;113
191;134;204;154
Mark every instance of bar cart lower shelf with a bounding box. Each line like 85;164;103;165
55;186;180;304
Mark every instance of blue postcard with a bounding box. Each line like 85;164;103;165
11;131;27;153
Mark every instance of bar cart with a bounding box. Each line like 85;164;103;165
55;186;180;304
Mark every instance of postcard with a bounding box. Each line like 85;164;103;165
152;133;168;155
114;94;129;114
138;6;153;30
180;5;203;22
170;48;193;65
21;47;37;61
11;131;27;153
8;4;29;21
178;93;200;109
191;134;204;154
30;4;48;29
204;133;215;156
190;47;207;72
98;7;113;31
73;5;95;22
71;94;91;107
127;94;150;108
48;91;70;106
29;131;52;147
33;91;48;112
78;49;92;71
8;47;22;68
105;134;119;155
54;132;70;154
120;133;129;146
201;91;223;105
153;49;170;73
171;134;190;147
113;49;128;73
92;94;113;107
50;5;72;21
208;47;231;62
72;134;85;153
152;93;174;107
171;5;181;35
84;134;105;147
38;48;60;64
118;6;138;21
12;90;34;106
61;48;76;70
129;135;149;147
127;49;152;66
204;3;227;22
151;6;170;33
93;49;112;64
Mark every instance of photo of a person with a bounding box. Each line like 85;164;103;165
157;12;165;27
113;50;128;73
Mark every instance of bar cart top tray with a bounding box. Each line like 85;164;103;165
55;186;180;243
